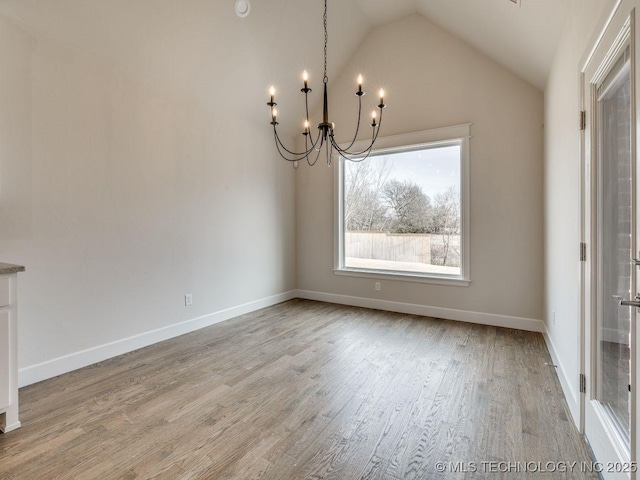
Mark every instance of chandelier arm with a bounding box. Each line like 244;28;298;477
304;129;322;155
305;128;323;152
336;94;363;152
330;135;373;161
344;125;381;159
273;125;317;157
302;130;320;152
274;132;306;163
342;107;383;155
329;110;383;159
273;128;317;162
330;128;376;158
307;128;323;151
308;145;324;166
339;147;374;163
306;135;325;166
306;127;324;153
303;92;321;152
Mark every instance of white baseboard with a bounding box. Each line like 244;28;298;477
18;290;297;387
543;328;580;428
294;290;580;428
295;289;544;332
18;290;546;388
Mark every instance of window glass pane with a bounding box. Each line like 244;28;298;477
343;144;462;277
596;51;631;446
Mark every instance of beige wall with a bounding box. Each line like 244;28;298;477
296;14;544;323
0;13;296;380
0;5;558;386
544;0;619;422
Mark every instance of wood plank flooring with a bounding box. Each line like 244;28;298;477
0;299;597;479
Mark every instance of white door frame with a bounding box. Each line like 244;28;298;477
580;1;639;476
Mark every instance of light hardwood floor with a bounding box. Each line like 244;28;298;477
1;299;596;479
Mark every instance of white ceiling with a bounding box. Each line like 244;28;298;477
0;0;568;103
354;0;569;89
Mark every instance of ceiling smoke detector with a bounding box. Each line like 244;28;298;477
235;0;250;18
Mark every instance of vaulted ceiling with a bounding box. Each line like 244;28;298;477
0;0;568;103
354;0;569;89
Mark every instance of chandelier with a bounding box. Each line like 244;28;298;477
267;0;386;167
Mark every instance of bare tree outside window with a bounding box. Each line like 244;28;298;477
342;144;462;276
344;158;391;232
430;186;461;267
382;179;432;233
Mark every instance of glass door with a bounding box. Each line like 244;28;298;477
598;45;632;449
581;7;637;477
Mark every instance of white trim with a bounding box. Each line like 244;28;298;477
580;3;638;469
337;124;473;153
19;290;546;393
543;328;580;427
335;159;345;273
580;0;625;72
295;289;543;332
334;124;472;284
18;290;297;387
333;267;470;287
590;401;632;471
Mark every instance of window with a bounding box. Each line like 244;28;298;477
335;125;470;286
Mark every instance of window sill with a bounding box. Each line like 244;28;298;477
333;267;470;287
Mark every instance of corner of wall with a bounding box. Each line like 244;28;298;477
543;327;580;427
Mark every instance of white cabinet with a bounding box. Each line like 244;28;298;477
0;265;24;434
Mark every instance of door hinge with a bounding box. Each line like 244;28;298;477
580;373;586;393
580;242;587;262
580;110;586;130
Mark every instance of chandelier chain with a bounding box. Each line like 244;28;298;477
323;0;328;84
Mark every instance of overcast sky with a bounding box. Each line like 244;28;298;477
368;145;460;197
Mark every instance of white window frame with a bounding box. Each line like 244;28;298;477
334;124;471;287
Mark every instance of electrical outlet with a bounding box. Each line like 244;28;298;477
375;282;381;291
185;294;193;306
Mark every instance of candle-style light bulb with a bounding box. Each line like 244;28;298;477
269;86;275;104
304;119;310;132
371;110;377;127
303;70;308;89
357;74;363;94
379;88;385;103
272;108;278;120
